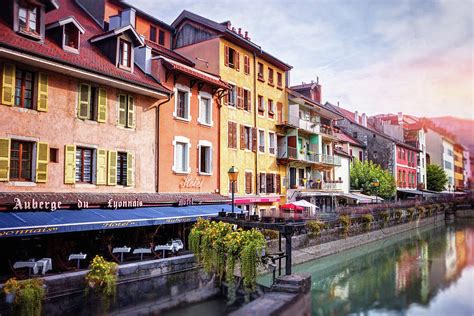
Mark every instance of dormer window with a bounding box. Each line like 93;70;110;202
64;23;79;50
18;4;40;35
119;39;132;69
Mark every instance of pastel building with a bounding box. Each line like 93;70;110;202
171;11;292;216
276;83;343;211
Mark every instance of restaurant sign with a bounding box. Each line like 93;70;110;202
11;197;143;212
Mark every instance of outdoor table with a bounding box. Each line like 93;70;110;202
13;261;38;275
113;246;131;262
68;253;87;269
154;245;172;258
36;258;52;275
133;248;152;261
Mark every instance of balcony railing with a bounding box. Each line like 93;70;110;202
277;147;341;166
269;147;275;155
320;125;338;137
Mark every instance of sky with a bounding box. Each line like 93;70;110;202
130;0;474;120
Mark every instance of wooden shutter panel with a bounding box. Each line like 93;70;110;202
1;63;15;106
96;149;107;185
266;174;271;193
126;151;134;187
251;128;257;152
233;123;238;148
97;88;107;123
127;95;135;128
236;87;243;109
245;172;252;194
235;51;240;71
0;138;11;181
224;45;229;66
276;174;281;194
118;94;127;126
240;125;246;150
37;73;48;112
35;142;49;183
248;90;252;112
228;122;233;148
107;150;117;185
64;145;76;184
78;84;90;119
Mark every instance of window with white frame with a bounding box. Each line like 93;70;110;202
173;136;190;173
258;130;265;153
174;84;191;120
198;141;212;175
268;132;276;154
198;92;212;126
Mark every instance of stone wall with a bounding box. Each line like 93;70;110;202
0;254;218;316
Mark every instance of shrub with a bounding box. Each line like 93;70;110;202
306;220;326;237
361;214;374;231
407;207;416;221
380;211;390;226
262;229;279;240
395;209;404;222
86;255;118;310
3;278;45;316
338;215;351;234
416;206;426;217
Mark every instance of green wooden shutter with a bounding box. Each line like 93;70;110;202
107;150;117;185
97;88;107;123
96;149;107;185
35;142;49;183
64;144;76;184
127;95;135;128
2;63;15;106
0;138;11;181
126;151;134;187
118;94;127;126
37;73;48;112
78;83;90;119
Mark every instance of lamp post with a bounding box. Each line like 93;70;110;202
372;178;380;204
228;166;239;214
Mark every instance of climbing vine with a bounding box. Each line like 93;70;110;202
188;219;266;303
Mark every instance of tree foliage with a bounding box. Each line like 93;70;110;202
426;164;448;192
350;160;396;199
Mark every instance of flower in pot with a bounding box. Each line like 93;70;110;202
3;278;19;304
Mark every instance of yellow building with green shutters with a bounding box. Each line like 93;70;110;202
173;11;292;215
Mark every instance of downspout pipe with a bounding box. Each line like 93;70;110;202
155;94;172;193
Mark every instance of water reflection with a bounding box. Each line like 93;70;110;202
291;222;474;316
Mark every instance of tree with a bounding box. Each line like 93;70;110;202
426;164;448;192
350;160;396;199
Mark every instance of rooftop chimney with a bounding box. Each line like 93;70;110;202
109;8;136;30
232;27;236;32
354;111;359;123
397;112;403;125
361;113;367;127
226;22;231;29
238;28;242;35
244;31;248;39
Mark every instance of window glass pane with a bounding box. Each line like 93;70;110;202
176;142;187;172
201;97;210;124
28;7;37;32
19;7;27;28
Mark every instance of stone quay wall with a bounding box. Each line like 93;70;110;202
0;254;218;316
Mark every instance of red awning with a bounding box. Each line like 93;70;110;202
281;203;305;212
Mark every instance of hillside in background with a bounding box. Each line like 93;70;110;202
429;116;474;152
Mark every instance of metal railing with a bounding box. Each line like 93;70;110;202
321;154;341;165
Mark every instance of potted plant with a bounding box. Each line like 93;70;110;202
3;278;45;316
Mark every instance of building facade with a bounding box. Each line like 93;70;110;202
171;11;292;216
453;143;464;190
0;0;171;193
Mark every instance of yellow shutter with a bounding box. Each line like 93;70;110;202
118;94;127;126
107;150;117;185
97;88;107;123
2;63;15;106
64;144;76;184
96;148;107;185
126;151;134;187
127;95;135;128
35;142;49;183
0;138;11;181
78;83;90;119
37;73;48;112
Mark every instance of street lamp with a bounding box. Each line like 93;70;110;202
228;166;239;214
372;178;380;204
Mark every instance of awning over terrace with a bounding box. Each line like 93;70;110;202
0;204;232;238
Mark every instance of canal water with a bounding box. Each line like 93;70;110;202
164;221;474;315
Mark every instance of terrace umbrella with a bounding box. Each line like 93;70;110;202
281;203;305;212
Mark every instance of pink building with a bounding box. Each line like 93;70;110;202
396;144;418;189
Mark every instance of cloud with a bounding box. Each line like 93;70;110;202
129;0;473;119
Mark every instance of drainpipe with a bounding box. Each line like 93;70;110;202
216;88;228;195
155;94;172;193
253;51;258;201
